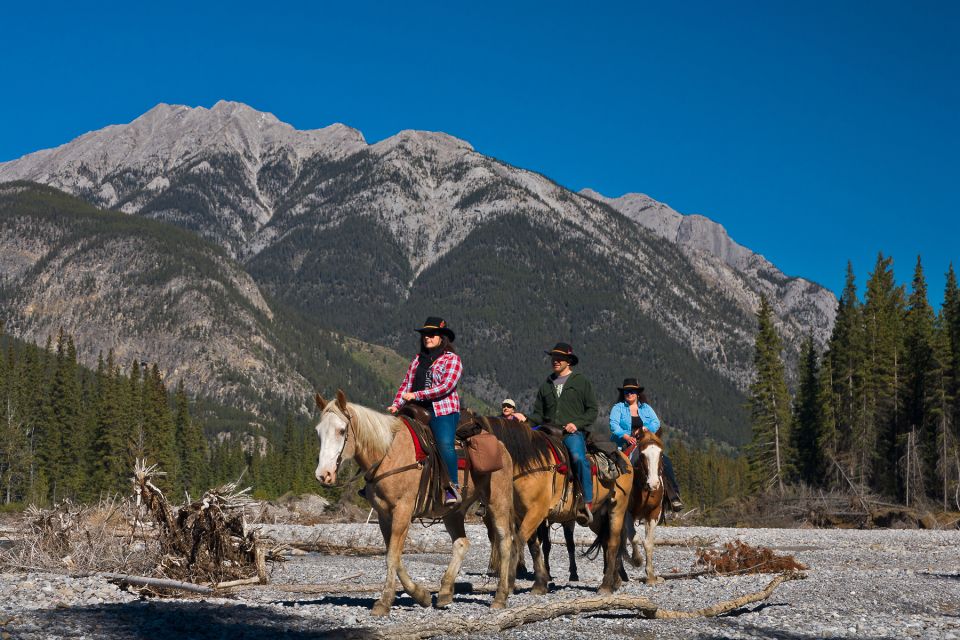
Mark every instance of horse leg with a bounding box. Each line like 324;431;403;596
538;521;553;581
599;493;627;595
436;514;470;608
625;516;642;567
518;511;551;595
373;509;412;616
482;467;515;609
563;520;578;582
483;509;500;577
643;517;663;585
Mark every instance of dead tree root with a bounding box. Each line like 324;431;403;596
352;571;804;640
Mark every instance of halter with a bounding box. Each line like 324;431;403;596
328;405;354;475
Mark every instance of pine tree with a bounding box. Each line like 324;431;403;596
826;262;865;483
902;257;938;500
861;253;905;494
93;351;130;494
791;336;821;485
52;333;87;500
141;364;179;491
174;380;207;497
746;296;794;494
815;357;839;485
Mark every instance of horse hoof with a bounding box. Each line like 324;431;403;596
371;602;390;617
435;594;453;609
532;583;549;596
491;599;506;610
645;576;664;585
414;592;433;608
597;585;614;596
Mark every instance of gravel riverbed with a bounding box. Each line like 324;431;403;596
1;523;958;639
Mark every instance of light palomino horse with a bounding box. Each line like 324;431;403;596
314;390;515;615
483;417;633;595
626;431;665;584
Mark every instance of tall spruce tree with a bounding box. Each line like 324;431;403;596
746;296;794;494
816;357;839;485
902;257;938;500
791;336;822;485
826;263;865;482
861;253;905;494
174;380;207;496
141;364;179;490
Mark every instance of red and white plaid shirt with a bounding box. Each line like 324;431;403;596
391;351;463;416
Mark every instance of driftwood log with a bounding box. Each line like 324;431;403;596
353;571;804;640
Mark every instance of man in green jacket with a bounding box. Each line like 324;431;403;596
514;342;598;524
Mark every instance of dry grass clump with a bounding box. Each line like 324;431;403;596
0;495;156;575
695;539;808;575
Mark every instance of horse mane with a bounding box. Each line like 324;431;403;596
638;430;664;449
482;416;552;472
327;401;403;461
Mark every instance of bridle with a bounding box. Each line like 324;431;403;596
325;405;355;476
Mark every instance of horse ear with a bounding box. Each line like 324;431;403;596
335;388;348;412
315;393;327;411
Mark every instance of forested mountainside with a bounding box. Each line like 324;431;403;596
0;101;841;444
0;183;389;415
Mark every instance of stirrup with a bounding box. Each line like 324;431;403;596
444;485;461;506
670;498;684;512
576;503;593;526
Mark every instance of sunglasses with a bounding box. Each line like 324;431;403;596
502;404;514;409
624;390;638;395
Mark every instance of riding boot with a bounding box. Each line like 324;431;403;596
662;454;684;511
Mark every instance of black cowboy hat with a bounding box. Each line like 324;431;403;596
415;316;455;341
545;342;579;366
618;377;644;393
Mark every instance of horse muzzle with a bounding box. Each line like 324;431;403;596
316;468;337;486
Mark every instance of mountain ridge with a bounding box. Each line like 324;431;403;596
0;102;839;444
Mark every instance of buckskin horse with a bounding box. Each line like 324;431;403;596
626;430;666;584
313;390;516;615
482;417;633;595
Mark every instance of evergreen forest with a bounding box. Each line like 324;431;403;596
747;255;960;509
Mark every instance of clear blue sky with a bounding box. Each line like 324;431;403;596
2;1;957;306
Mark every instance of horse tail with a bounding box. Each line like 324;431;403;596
584;512;609;560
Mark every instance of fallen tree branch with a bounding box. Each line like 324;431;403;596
360;571;804;640
100;573;213;595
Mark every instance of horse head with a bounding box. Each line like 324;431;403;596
314;389;354;486
636;431;664;492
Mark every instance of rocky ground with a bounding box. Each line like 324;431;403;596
1;523;958;639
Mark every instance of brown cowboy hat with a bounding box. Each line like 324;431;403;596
545;342;579;366
618;377;644;393
415;316;455;341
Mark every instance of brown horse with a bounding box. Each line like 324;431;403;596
483;417;633;595
626;431;665;584
314;390;516;615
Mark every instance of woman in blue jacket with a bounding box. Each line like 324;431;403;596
609;378;683;511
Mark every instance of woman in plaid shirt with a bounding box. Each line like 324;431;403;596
388;317;463;505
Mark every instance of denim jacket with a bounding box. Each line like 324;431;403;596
609;401;660;447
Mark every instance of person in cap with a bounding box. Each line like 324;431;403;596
609;378;683;511
388;317;464;505
513;342;598;524
501;398;520;421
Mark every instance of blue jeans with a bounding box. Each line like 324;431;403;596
563;431;592;504
430;411;460;487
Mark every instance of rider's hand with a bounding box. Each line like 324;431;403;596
513;412;527;422
387;406;399;414
401;391;417;402
625;435;637;445
564;422;577;433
